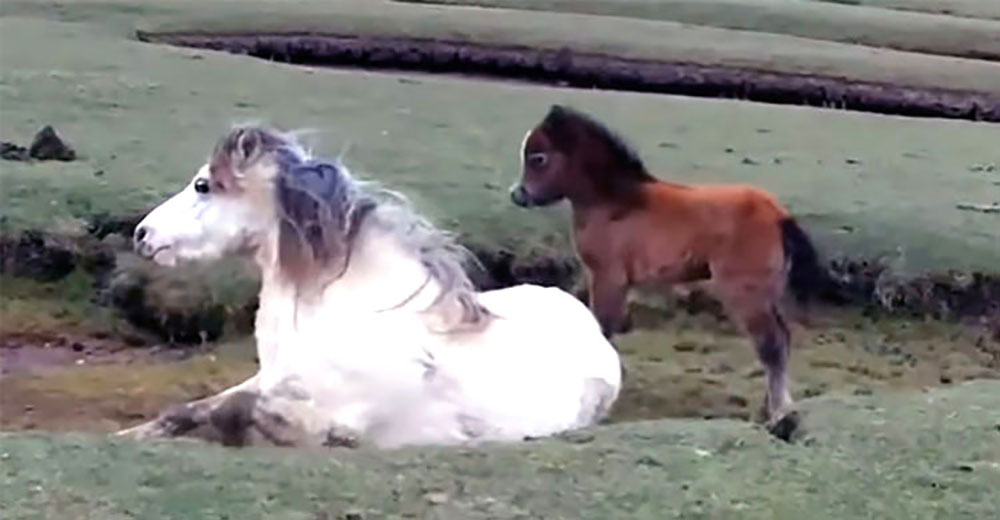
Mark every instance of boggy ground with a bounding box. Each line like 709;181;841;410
3;293;998;435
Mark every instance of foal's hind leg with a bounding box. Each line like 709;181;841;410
717;280;800;440
743;306;799;440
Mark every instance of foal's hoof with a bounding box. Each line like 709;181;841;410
767;410;802;443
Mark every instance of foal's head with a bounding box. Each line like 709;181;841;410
510;104;653;208
134;125;371;286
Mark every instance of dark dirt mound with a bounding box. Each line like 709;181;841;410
137;32;1000;122
1;126;77;163
1;141;30;161
28;126;76;162
466;244;579;291
0;232;79;282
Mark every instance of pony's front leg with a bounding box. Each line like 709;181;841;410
588;267;630;338
115;374;260;441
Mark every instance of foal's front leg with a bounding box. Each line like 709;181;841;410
588;267;630;338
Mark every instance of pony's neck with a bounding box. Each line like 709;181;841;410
255;225;439;318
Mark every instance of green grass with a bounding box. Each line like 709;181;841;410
1;4;999;275
6;0;1000;96
394;0;1000;61
2;380;999;519
811;0;1000;20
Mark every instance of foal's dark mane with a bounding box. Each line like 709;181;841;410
540;105;655;186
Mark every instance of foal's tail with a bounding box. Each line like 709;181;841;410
779;218;840;305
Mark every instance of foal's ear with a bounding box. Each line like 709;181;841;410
548;104;569;118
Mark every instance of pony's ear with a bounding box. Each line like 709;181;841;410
209;126;276;190
233;128;264;165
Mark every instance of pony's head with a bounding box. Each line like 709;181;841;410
510;104;652;208
134;125;296;266
135;124;490;328
134;125;371;286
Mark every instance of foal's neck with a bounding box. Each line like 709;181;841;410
568;163;654;213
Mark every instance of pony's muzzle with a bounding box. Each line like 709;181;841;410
134;225;148;244
133;225;154;257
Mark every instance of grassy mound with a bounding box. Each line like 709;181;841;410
394;0;1000;61
2;381;999;519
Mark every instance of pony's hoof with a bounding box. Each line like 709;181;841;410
115;420;160;440
767;410;802;442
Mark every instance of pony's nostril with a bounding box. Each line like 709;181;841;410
134;226;148;244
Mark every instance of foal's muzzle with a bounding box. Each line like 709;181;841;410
510;185;532;208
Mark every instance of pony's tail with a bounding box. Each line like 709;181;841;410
779;218;841;305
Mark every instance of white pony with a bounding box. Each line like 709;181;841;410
119;125;622;449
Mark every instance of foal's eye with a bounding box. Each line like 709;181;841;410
527;153;548;168
193;178;211;194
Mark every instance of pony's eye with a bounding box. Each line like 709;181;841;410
194;178;211;194
527;153;548;168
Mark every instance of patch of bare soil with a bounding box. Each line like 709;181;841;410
0;332;192;377
137;32;1000;122
0;332;244;432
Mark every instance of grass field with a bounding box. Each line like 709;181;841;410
811;0;1000;20
7;0;1000;97
2;7;999;273
1;0;1000;517
3;380;999;519
395;0;1000;61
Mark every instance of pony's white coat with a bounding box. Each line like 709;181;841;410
132;132;621;448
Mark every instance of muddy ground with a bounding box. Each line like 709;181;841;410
3;289;999;434
137;32;1000;122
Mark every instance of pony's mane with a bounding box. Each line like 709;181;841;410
211;124;491;331
541;104;650;177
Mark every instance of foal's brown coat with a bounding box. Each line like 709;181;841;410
512;105;831;439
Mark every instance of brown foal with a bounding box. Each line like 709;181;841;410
510;104;835;440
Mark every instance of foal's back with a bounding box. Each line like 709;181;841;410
599;181;791;285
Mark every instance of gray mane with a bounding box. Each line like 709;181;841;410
211;124;491;330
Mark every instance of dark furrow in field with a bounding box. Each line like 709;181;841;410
136;32;1000;123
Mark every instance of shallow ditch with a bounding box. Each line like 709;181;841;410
1;213;998;347
136;31;1000;122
